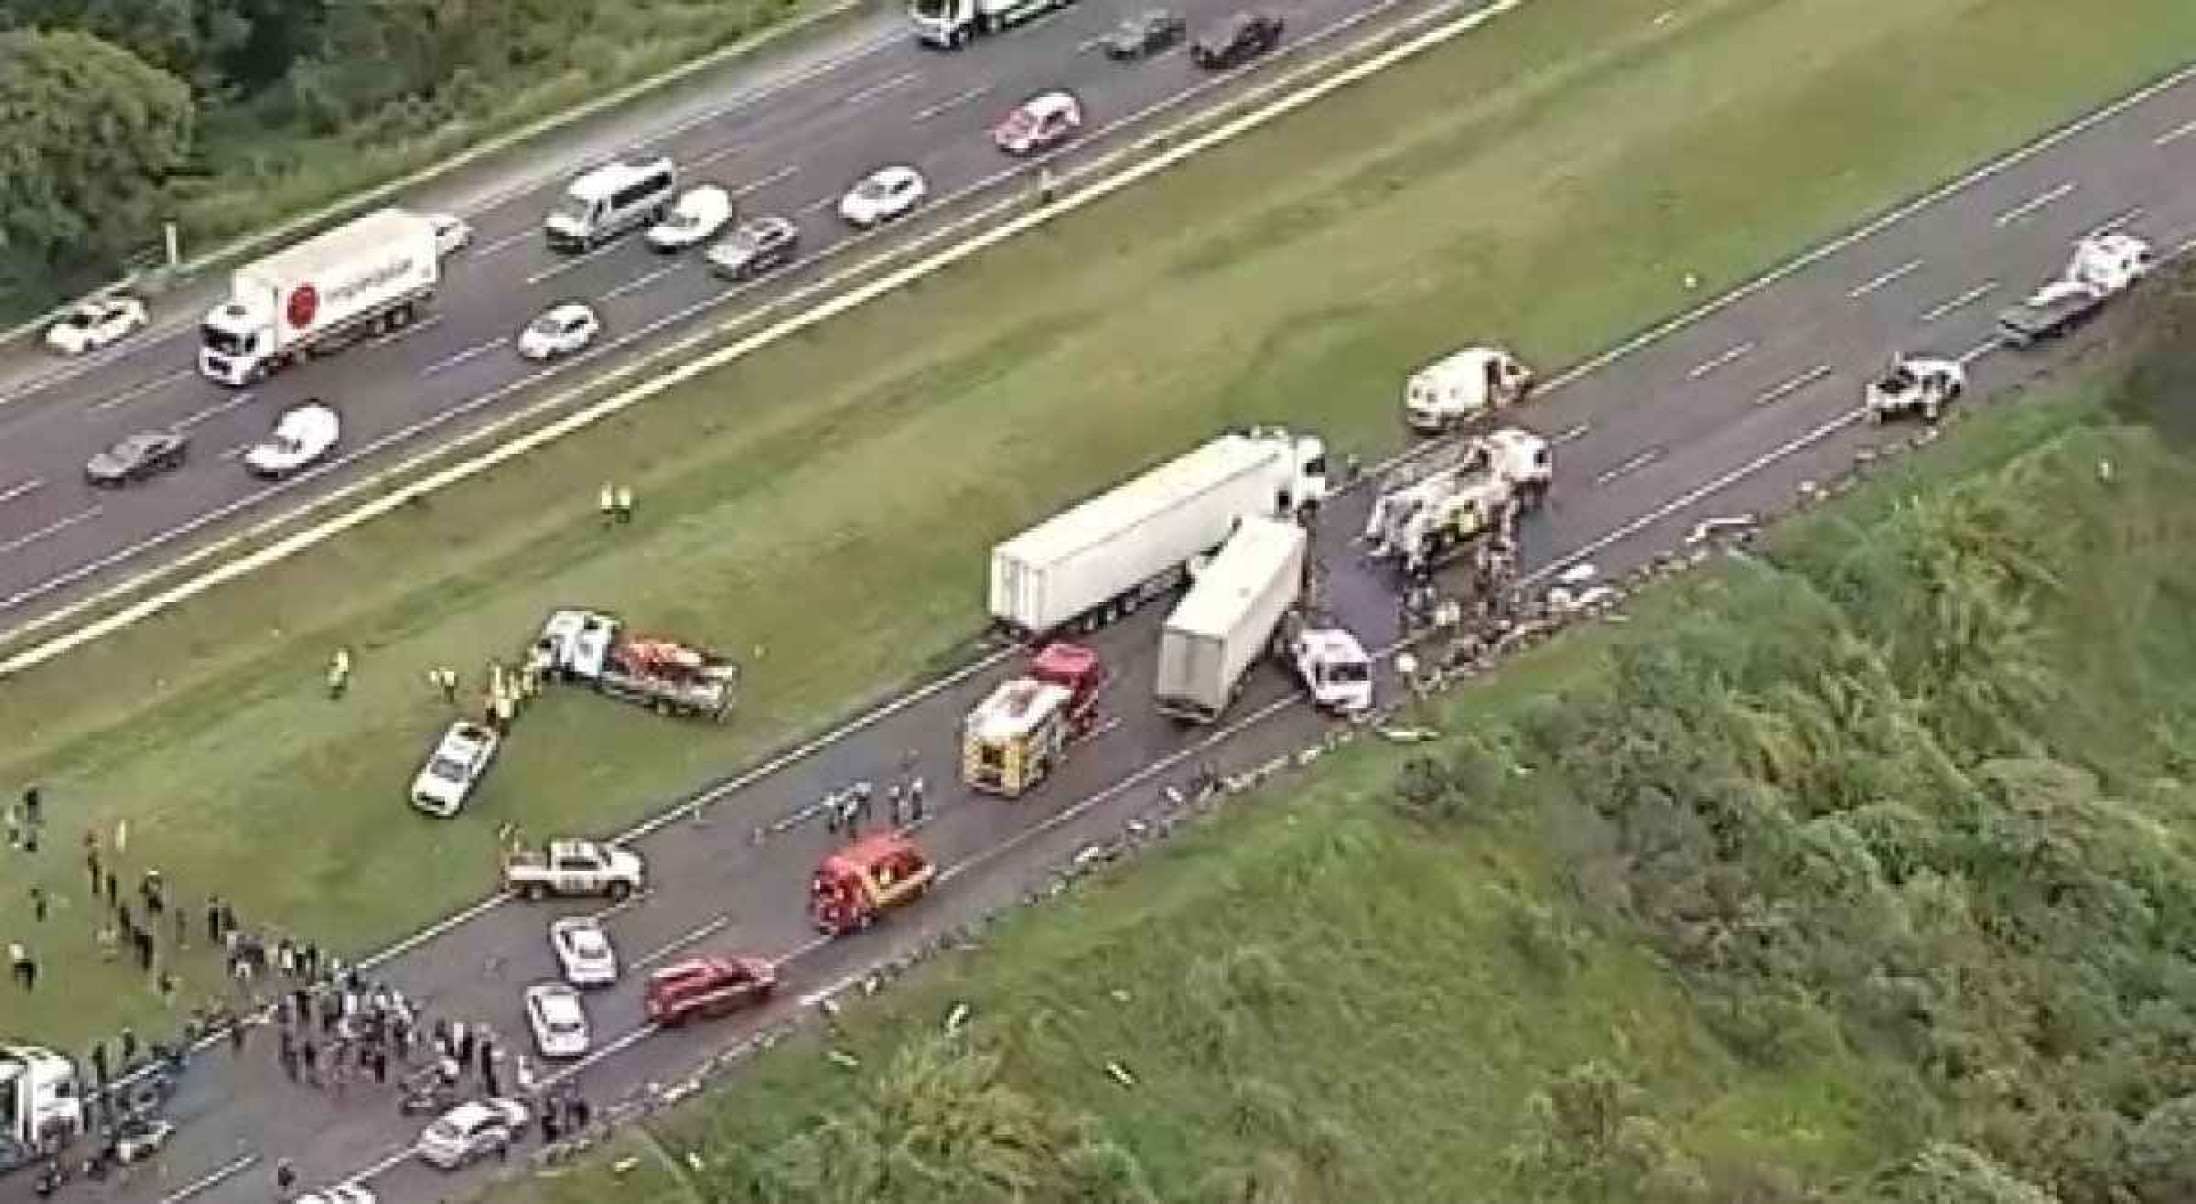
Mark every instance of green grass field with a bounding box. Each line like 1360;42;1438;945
472;302;2196;1201
5;0;2194;1049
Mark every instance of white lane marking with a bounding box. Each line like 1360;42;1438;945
2086;205;2144;238
88;367;195;413
476;227;539;257
1955;338;1998;367
842;70;917;107
172;391;258;430
1993;180;2076;227
157;1151;260;1203
688;142;745;171
602;263;686;301
735;165;801;197
527;241;630;285
1551;423;1590;445
1527;407;1867;585
1685;341;1753;380
342;1144;417;1186
632;30;906;150
912;84;993;123
631;914;734;971
1846;258;1921;298
369;314;442;347
423;337;510;376
1592;446;1663;487
543;1021;658;1086
0;479;42;506
798;193;841;215
585;892;649;924
220;444;249;461
1919;280;1997;323
0;507;103;555
1754;363;1832;406
2156;116;2196;146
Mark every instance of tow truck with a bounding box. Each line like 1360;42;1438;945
961;642;1105;798
810;832;937;935
1996;232;2152;348
1362;427;1550;578
502;839;645;902
1863;354;1966;423
535;609;739;721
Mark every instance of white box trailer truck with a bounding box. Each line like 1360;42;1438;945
909;0;1077;48
1154;516;1308;723
988;429;1327;637
198;208;439;386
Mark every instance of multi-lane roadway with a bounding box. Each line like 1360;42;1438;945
0;0;1456;635
63;38;2196;1202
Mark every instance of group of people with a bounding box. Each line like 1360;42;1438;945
819;754;930;835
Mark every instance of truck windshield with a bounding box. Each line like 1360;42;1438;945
201;323;250;357
551;194;593;224
909;0;952;16
1328;661;1371;684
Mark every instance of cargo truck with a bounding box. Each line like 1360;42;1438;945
535;609;739;721
1155;516;1307;723
908;0;1077;47
197;208;439;386
988;428;1327;637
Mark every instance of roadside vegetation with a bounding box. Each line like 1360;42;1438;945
0;0;809;316
483;277;2196;1203
5;0;2194;1050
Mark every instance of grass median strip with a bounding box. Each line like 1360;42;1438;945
4;0;2194;1050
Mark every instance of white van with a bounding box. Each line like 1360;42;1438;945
544;158;679;252
1402;346;1533;433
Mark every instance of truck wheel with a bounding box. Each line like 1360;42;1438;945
523;883;545;901
608;880;632;902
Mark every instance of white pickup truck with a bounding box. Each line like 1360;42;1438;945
502;840;645;901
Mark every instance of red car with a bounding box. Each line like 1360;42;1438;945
993;91;1084;156
642;956;777;1026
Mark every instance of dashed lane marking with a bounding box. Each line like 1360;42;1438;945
1846;258;1921;298
1992;181;2075;227
1919;280;1997;323
1685;341;1753;380
1754;364;1832;407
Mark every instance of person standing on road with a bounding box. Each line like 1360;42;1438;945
275;1158;297;1199
21;786;40;829
327;647;353;699
9;942;34;989
598;482;616;527
429;666;459;704
613;484;634;525
907;776;926;823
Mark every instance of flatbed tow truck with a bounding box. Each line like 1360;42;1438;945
535;609;739;721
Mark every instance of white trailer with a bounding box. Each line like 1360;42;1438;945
1155;516;1308;723
198;208;440;386
989;429;1327;637
908;0;1077;47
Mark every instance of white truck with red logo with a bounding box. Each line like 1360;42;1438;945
197;208;440;386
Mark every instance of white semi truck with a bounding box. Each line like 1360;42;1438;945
535;609;740;722
197;208;439;386
1363;427;1550;578
989;428;1328;637
1155;516;1308;723
908;0;1077;47
0;1044;83;1168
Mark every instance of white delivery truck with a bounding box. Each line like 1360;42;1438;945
989;429;1327;637
909;0;1077;47
1154;516;1308;723
0;1044;83;1167
1402;346;1534;433
197;208;439;386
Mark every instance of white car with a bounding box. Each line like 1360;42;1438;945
243;402;341;478
298;1187;377;1204
837;166;927;228
427;213;473;257
550;916;619;988
45;296;149;355
517;302;601;360
1864;354;1966;423
409;720;500;818
524;982;593;1059
416;1098;529;1169
993;91;1084;156
645;185;735;251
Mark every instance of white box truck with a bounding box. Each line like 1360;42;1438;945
988;429;1327;637
198;208;439;386
1403;346;1533;432
1154;516;1308;723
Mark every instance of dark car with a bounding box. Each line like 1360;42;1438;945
1103;9;1188;59
706;215;801;281
85;430;188;486
1192;11;1283;69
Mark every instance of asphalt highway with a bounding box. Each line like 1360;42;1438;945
48;49;2196;1204
0;0;1462;635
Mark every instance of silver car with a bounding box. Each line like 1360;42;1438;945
550;916;619;988
416;1098;528;1169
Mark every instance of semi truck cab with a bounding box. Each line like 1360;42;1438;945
198;301;275;385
